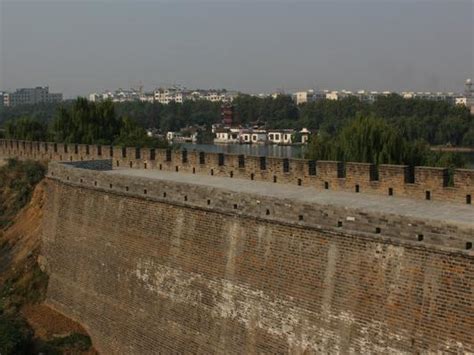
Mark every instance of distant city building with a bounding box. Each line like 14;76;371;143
354;90;389;103
87;83;472;109
3;92;10;107
164;88;236;104
154;88;185;104
268;129;295;144
165;129;197;143
295;91;310;105
324;91;341;101
89;86;237;104
239;129;252;143
291;87;466;105
88;93;102;102
401;91;458;104
294;90;325;104
324;90;361;101
293;89;356;102
139;93;155;103
464;79;474;114
250;130;268;144
300;128;311;144
89;88;142;103
166;131;182;142
209;126;310;145
214;128;240;144
455;97;468;106
3;86;62;107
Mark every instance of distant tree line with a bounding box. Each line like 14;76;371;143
1;93;472;146
1;94;472;165
2;98;168;148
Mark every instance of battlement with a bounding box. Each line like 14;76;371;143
34;154;474;353
46;160;473;252
1;138;473;205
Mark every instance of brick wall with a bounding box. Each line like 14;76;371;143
47;162;473;251
42;177;474;354
1;139;473;205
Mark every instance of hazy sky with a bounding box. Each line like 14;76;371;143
1;0;473;98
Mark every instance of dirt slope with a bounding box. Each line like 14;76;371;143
0;159;96;354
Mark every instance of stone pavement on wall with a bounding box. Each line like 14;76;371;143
108;168;474;228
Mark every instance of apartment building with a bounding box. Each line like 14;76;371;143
465;79;474;114
294;90;325;105
152;88;236;104
295;91;310;105
154;88;186;104
293;88;465;104
401;91;458;104
3;86;62;107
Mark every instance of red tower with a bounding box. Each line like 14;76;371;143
221;104;238;127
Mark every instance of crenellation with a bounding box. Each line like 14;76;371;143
455;169;474;190
1;139;473;205
45;161;473;252
344;162;377;192
378;164;410;196
315;160;341;189
415;166;449;188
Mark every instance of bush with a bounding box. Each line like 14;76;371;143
40;333;92;353
0;159;46;228
0;315;33;355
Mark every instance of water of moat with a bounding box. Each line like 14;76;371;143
181;143;474;169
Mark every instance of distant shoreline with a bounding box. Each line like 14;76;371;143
430;146;474;153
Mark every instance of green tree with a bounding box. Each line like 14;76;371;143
49;98;167;148
4;117;48;141
2;93;472;149
306;115;464;168
337;115;405;165
462;128;474;147
51;98;120;144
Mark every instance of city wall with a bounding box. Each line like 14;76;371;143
1;139;473;205
1;140;473;353
38;162;473;354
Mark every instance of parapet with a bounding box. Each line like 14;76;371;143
45;160;474;253
1;138;473;205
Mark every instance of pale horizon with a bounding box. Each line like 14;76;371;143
1;0;473;98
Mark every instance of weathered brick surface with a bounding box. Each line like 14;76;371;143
2;139;473;353
46;162;474;251
40;175;474;354
1;139;473;205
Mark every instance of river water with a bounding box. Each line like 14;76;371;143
181;143;307;159
181;143;474;168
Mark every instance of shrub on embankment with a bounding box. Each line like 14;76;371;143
0;159;46;228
